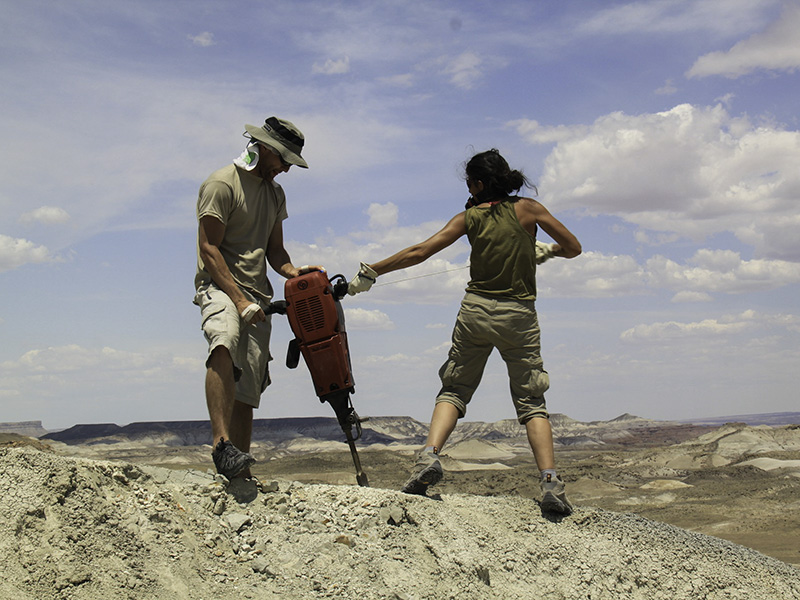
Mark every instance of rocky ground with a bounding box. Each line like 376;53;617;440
243;422;800;568
2;427;800;600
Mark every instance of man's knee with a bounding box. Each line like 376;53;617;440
207;345;243;383
207;345;232;367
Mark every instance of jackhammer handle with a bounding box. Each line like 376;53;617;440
265;300;287;315
329;274;349;300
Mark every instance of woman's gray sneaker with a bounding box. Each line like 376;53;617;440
401;448;443;495
540;473;573;515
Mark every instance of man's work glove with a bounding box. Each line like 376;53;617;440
348;262;378;295
241;303;264;325
535;241;558;265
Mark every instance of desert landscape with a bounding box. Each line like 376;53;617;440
1;412;799;599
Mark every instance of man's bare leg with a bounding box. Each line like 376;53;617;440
229;402;254;479
229;401;253;453
205;346;256;479
206;346;236;445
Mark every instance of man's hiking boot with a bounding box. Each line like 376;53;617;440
400;447;443;496
540;473;573;515
212;438;256;480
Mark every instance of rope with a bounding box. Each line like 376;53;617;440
374;264;470;287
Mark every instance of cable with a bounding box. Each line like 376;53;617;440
373;264;470;287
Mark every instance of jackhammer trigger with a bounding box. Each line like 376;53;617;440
286;338;301;369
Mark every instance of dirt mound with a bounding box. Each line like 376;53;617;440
444;439;516;460
2;447;799;600
0;433;52;452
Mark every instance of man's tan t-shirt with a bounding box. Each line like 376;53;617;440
194;164;288;302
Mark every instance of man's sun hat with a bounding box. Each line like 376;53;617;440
244;117;308;168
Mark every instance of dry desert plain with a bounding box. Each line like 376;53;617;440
30;413;800;565
2;413;799;599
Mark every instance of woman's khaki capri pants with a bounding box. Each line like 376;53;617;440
436;292;550;424
194;283;272;408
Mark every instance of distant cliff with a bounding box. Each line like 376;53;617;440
0;421;48;438
42;416;409;447
40;413;680;448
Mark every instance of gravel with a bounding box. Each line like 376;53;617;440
2;446;798;600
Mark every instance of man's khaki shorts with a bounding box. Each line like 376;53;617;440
194;283;272;408
436;292;550;424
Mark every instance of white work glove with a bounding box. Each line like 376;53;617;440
241;303;263;325
347;262;378;295
535;241;558;265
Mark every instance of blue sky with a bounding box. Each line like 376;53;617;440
1;0;799;430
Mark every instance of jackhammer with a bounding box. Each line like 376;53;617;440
266;271;369;487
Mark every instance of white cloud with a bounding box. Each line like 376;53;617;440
378;73;415;88
538;248;800;299
655;79;677;95
361;353;422;365
4;344;200;375
295;114;420;178
344;307;395;330
687;3;800;78
578;0;779;38
441;52;484;89
188;32;215;47
423;341;451;355
507;119;581;145
621;317;752;343
300;203;800;303
647;250;800;294
19;206;71;225
528;103;800;259
0;234;53;272
289;185;800;305
312;56;351;75
0;344;203;404
537;251;648;298
0;343;206;426
634;230;681;246
367;202;399;229
288;216;471;305
620;309;800;344
671;290;713;303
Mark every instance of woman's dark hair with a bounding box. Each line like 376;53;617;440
464;149;536;203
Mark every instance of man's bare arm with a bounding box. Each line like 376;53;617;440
198;216;261;320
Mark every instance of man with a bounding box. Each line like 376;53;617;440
194;116;322;480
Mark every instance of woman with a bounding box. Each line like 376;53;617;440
348;149;581;514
